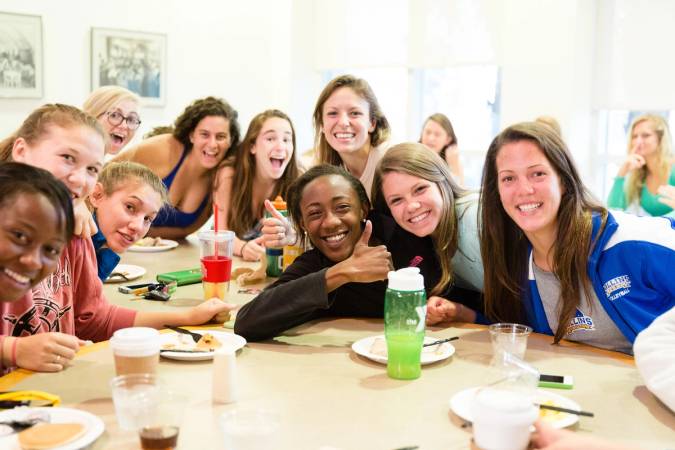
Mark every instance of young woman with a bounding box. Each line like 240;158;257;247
419;113;465;185
0;162;74;303
83;86;141;156
235;165;398;342
88;161;168;280
115;96;240;239
372;143;484;325
0;104;234;372
313;74;391;196
481;122;675;353
607;114;675;217
213;110;300;261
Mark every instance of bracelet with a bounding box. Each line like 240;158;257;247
240;240;251;256
0;336;5;369
11;338;18;367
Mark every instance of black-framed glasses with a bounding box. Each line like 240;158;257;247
103;110;142;130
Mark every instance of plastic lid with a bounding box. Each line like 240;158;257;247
271;196;286;211
387;267;424;292
109;327;161;357
198;230;235;242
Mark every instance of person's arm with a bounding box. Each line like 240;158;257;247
132;298;237;328
532;420;639;450
607;176;628;210
426;297;477;325
444;144;465;186
5;333;84;373
634;307;675;412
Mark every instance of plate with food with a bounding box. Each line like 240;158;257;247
351;335;455;365
449;387;581;429
104;264;146;283
129;237;179;253
0;406;104;450
160;330;246;361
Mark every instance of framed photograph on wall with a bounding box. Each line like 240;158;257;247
91;28;166;106
0;11;43;98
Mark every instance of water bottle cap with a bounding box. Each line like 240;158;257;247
387;267;424;291
271;195;286;211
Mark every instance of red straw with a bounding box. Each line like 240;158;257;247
213;204;219;258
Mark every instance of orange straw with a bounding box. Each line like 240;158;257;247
213;204;219;258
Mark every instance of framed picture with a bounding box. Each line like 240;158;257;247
91;28;166;106
0;11;43;98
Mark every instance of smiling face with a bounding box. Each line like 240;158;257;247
189;115;231;169
251;117;294;181
89;182;163;253
381;171;443;238
630;119;660;158
98;99;140;155
0;192;66;302
496;140;563;244
421;119;451;154
299;174;367;262
12;124;105;200
321;87;375;155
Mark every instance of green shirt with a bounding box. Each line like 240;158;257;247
607;165;675;217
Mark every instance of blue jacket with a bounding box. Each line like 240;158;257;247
524;211;675;344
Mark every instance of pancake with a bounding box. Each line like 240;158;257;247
18;422;86;449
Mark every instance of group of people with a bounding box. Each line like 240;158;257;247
0;73;673;447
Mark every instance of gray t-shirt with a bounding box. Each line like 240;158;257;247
533;264;632;354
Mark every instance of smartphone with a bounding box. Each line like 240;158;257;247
539;374;574;389
156;268;202;286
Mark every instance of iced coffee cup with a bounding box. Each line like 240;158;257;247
110;327;161;376
198;230;234;301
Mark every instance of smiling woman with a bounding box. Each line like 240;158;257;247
83;86;141;155
114;97;240;239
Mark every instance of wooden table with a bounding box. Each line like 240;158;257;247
1;237;673;449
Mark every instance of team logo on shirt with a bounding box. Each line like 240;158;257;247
603;275;631;301
565;308;595;335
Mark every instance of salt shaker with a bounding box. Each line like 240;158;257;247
213;347;237;404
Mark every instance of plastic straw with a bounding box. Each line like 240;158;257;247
213;204;219;258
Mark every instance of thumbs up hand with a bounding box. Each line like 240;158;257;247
261;199;297;248
340;220;392;283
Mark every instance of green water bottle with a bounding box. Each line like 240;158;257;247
384;267;427;380
265;196;286;277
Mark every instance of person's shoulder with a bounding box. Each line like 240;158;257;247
603;211;675;252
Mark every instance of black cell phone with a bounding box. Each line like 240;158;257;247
118;283;154;294
539;374;574;389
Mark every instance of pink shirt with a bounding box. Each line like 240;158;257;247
1;237;137;342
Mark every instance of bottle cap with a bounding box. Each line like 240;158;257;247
271;196;286;211
387;267;424;292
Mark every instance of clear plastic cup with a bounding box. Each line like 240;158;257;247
489;323;532;363
110;373;161;431
220;409;279;450
198;230;234;301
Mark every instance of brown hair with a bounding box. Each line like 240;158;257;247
625;114;673;205
97;161;168;205
218;110;300;238
312;74;390;166
480;122;607;343
372;143;468;295
419;113;458;160
0;104;107;161
172;97;240;158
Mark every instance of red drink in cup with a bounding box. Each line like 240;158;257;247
198;230;234;301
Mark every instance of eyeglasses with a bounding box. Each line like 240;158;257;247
103;110;142;130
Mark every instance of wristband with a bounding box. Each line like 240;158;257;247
11;337;18;367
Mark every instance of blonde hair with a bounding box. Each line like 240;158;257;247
625;114;673;204
98;161;168;205
83;86;140;119
372;143;467;295
312;74;390;166
0;104;107;161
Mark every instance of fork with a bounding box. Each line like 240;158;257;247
164;325;202;343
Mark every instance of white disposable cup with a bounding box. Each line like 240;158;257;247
471;387;538;450
110;327;161;376
220;409;279;450
110;373;162;431
488;323;532;362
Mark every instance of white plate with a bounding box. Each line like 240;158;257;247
128;239;179;253
0;406;104;450
104;263;146;283
449;387;581;429
160;330;247;361
351;335;455;365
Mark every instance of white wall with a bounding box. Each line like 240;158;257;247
0;0;294;149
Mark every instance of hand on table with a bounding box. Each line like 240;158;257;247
241;237;264;262
187;298;238;325
15;333;84;372
532;420;637;450
261;199;296;248
73;199;97;238
426;297;459;325
657;185;675;209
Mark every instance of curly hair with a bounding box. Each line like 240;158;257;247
172;97;241;156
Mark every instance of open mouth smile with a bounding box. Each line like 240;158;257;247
408;211;430;224
321;231;348;248
3;267;32;285
517;202;542;213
